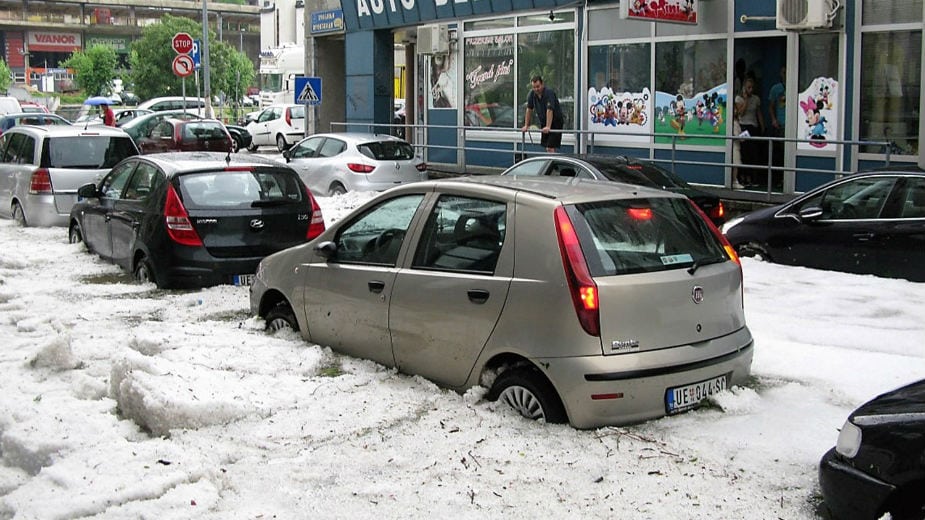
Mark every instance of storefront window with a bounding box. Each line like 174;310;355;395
587;43;651;142
862;0;923;25
516;31;575;129
654;39;726;145
797;33;840;151
463;35;516;127
859;31;921;155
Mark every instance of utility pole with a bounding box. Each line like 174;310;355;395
201;0;213;118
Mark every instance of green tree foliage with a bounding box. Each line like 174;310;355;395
0;59;11;94
63;45;118;96
127;14;255;104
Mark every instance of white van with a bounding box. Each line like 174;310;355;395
0;97;22;115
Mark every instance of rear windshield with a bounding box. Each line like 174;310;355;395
567;197;728;276
181;122;228;142
358;140;415;161
179;169;305;209
43;136;137;169
289;105;305;119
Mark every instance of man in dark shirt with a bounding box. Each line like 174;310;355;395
521;76;564;152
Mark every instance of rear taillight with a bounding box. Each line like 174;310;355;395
415;162;427;172
29;168;52;194
554;206;600;337
285;109;292;126
164;184;203;247
690;200;739;265
709;201;726;221
305;187;325;240
347;163;375;173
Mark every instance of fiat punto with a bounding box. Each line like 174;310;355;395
250;176;753;428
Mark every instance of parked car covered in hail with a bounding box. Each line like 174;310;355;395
501;154;727;225
68;152;325;289
722;167;925;282
245;103;305;152
251;176;753;428
0;125;139;226
282;132;427;196
819;379;925;520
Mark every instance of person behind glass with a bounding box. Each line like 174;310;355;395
520;76;564;152
768;66;786;172
101;103;115;127
739;77;764;185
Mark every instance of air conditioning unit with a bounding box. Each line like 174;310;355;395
416;25;449;55
777;0;833;30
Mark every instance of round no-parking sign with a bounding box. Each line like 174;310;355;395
172;54;195;77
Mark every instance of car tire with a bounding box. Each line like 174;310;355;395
738;242;772;262
329;183;347;196
487;367;567;424
11;201;26;226
247;143;258;152
68;221;83;245
276;134;289;152
133;256;156;286
265;302;299;332
231;136;241;153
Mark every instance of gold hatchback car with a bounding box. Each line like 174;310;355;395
250;176;754;428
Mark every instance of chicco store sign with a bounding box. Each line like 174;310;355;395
345;0;575;31
28;31;82;52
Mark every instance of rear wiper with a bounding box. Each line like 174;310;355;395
687;256;726;275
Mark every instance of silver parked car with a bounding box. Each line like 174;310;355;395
282;132;427;195
0;125;139;226
250;176;753;428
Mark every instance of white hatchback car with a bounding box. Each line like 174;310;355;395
282;132;427;195
245;104;305;152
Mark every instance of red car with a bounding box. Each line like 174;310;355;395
136;118;234;154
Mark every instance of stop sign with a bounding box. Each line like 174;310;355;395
172;33;193;54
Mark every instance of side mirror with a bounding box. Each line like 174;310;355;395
314;241;337;259
282;149;291;161
77;183;99;199
798;206;823;221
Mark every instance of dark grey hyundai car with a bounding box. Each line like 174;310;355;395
68;152;325;289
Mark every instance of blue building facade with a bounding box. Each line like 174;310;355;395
328;0;924;194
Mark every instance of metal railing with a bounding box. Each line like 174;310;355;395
330;120;894;199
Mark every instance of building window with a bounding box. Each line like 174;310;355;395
516;30;575;129
654;39;726;145
862;0;923;25
859;30;921;155
587;43;651;142
797;32;840;151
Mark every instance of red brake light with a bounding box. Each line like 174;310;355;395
626;164;643;170
285;109;292;126
164;184;203;247
627;207;653;220
347;163;375;173
689;200;739;265
305;186;326;240
416;162;428;172
29;168;52;194
709;201;726;220
554;206;600;337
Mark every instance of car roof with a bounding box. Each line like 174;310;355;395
307;132;406;143
129;152;295;176
407;175;679;204
6;125;127;137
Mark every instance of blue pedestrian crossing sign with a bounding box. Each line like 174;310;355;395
295;77;322;105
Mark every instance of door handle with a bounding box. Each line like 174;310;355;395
368;280;385;294
853;232;875;241
467;289;490;304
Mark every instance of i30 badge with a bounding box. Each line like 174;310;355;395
691;285;704;304
250;219;265;230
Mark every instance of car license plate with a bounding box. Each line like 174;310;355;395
665;374;728;414
233;274;254;286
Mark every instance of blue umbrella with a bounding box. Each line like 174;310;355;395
84;96;114;106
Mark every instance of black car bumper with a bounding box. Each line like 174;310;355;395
819;447;895;520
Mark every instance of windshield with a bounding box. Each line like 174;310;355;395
567;197;727;276
43;136;137;169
